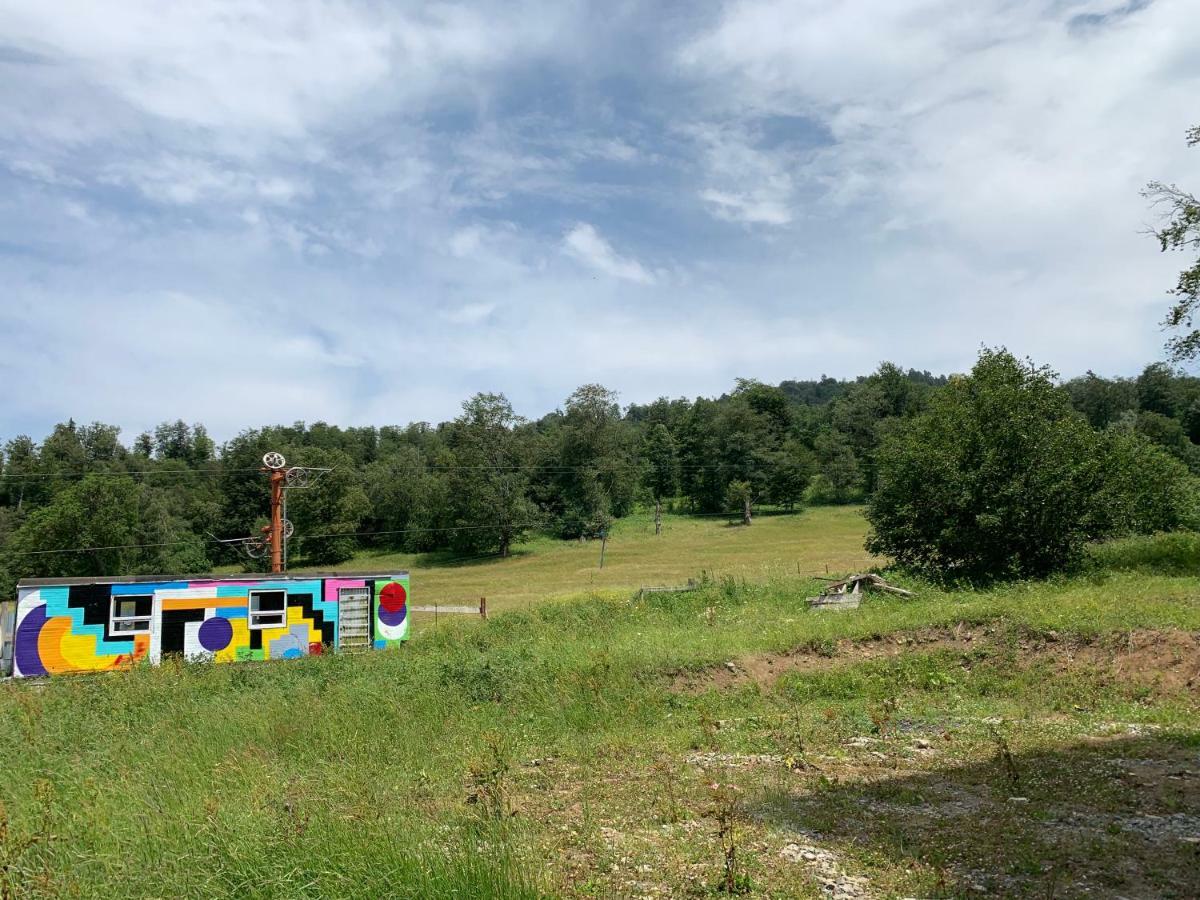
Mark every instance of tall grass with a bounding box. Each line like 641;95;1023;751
1085;530;1200;576
0;566;1198;896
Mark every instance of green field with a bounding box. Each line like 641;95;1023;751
297;506;878;613
1;512;1199;897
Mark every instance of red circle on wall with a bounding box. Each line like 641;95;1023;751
379;582;407;613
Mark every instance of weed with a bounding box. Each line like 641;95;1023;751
698;709;721;750
869;697;899;736
987;723;1021;790
707;782;751;895
466;732;513;820
653;757;683;824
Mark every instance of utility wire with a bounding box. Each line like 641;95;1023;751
0;507;770;558
0;461;785;479
3;520;557;557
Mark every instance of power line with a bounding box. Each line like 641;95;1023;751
0;461;785;480
3;520;556;557
0;466;256;480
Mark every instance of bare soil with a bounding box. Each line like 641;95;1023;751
670;625;1200;695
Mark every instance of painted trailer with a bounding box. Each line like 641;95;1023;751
7;572;409;678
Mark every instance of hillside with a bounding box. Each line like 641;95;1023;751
291;506;879;613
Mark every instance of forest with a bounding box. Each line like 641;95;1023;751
2;352;1200;594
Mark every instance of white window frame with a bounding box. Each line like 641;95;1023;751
110;594;152;636
248;589;288;630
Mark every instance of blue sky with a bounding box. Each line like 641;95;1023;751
0;0;1197;441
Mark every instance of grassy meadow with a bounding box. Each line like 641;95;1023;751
1;510;1198;897
295;506;878;613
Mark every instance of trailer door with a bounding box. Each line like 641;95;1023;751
338;587;371;650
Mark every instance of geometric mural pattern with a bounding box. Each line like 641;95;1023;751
13;573;409;678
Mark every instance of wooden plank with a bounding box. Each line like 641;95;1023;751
806;595;861;611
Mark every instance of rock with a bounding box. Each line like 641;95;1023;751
913;738;932;750
1008;796;1029;804
724;661;738;673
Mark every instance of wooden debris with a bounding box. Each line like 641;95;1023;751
637;579;699;600
807;573;914;610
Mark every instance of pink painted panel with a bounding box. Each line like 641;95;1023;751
323;578;367;604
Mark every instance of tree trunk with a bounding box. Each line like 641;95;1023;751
499;532;510;558
742;496;752;526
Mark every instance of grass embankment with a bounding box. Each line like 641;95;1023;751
1;553;1198;897
295;506;877;612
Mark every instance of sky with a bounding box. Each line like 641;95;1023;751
0;0;1197;442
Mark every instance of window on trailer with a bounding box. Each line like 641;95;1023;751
110;595;152;635
248;590;287;629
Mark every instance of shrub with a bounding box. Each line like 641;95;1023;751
866;349;1197;582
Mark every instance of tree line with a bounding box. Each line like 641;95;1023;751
1;356;1198;592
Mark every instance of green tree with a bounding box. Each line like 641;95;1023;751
811;430;862;504
1;475;139;591
1135;363;1182;417
765;439;815;510
676;398;724;512
641;423;679;501
445;393;536;557
1;436;42;511
154;420;213;464
1145;125;1200;360
724;479;753;525
1091;428;1200;535
1133;410;1200;471
555;384;635;537
1064;371;1136;428
360;446;450;553
287;448;370;565
865;350;1090;580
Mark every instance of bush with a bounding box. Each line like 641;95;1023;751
866;349;1197;582
804;473;864;505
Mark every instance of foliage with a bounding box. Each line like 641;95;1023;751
866;349;1195;582
4;355;1200;581
444;394;537;558
0;474;210;595
641;423;678;501
1145;125;1200;360
724;479;752;524
812;430;862;503
286;447;370;565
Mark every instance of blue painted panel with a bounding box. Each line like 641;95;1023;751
111;582;187;595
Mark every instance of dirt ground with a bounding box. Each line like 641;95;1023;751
670;625;1200;697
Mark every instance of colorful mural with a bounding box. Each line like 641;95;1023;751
12;573;409;678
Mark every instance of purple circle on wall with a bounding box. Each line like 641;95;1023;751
198;616;233;652
14;605;49;677
379;604;407;627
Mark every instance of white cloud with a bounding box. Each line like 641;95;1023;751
99;155;313;206
0;1;570;142
699;189;792;227
442;302;497;325
562;223;657;284
684;121;798;226
0;0;1197;442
